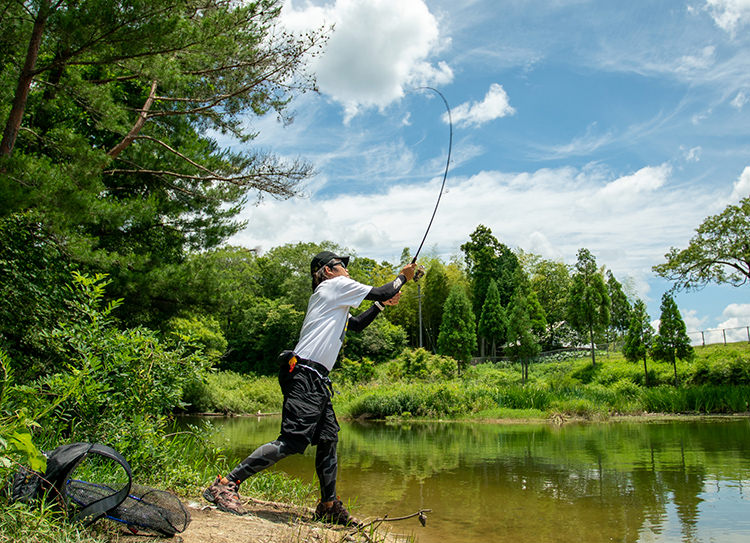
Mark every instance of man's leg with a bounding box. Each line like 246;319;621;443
228;439;301;482
315;440;338;503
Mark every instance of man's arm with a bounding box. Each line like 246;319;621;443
363;263;417;302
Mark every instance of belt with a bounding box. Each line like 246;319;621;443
297;359;330;378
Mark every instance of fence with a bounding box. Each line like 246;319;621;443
471;327;750;365
687;325;750;346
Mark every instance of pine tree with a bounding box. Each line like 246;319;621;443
567;248;610;365
606;270;632;341
652;293;694;385
478;280;507;358
437;285;476;373
622;300;654;386
506;290;540;383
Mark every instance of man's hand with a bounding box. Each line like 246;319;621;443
383;292;402;306
400;263;417;282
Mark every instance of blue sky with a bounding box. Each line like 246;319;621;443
223;0;750;341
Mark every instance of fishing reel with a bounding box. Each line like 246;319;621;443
413;265;425;282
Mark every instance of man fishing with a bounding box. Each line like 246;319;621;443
204;250;417;525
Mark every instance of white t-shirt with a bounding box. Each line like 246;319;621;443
293;276;371;371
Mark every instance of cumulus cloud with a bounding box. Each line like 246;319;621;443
228;163;717;305
448;83;516;128
705;0;750;34
717;303;750;342
282;0;452;121
589;164;670;210
730;166;750;201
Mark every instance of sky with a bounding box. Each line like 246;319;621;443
222;0;750;343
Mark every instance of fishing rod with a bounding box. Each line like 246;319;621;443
410;86;453;280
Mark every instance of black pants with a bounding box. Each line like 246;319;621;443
227;363;339;502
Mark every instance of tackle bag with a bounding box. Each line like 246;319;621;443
10;442;190;537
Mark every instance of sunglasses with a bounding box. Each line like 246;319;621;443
328;261;347;269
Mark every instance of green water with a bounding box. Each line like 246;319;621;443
196;416;750;543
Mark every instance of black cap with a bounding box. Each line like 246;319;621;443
310;251;349;275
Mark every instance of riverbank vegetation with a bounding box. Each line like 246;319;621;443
185;342;750;421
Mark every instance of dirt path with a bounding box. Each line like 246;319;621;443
118;497;414;543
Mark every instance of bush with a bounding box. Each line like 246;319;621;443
333;357;376;385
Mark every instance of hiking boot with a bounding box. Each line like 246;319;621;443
203;476;246;515
313;499;361;527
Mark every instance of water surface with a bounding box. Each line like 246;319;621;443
194;416;750;543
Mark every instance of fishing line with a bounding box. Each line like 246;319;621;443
410;86;453;265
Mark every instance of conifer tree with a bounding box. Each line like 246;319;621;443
623;300;654;386
567;248;610;365
506;290;540;383
478;279;507;358
437;285;476;373
652;293;694;385
606;270;632;340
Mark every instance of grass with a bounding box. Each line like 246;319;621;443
189;342;750;421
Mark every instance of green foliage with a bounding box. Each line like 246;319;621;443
478;279;507;354
182;371;282;414
652;292;694;384
606;270;632;337
344;313;407;362
168;313;228;363
689;353;750;385
623;300;654;385
654;195;750;290
1;0;324;328
334;357;377;385
506;290;541;382
567;248;610;365
395;348;458;381
641;385;750;413
437;285;477;370
461;224;520;315
0;213;74;381
224;298;304;374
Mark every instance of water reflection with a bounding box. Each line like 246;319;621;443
193;417;750;543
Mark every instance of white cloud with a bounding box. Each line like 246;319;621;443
683;146;702;162
717;303;750;342
448;83;516;128
705;0;750;34
228;163;718;306
676;45;716;73
282;0;452;121
730;166;750;201
730;90;748;109
590;164;670;210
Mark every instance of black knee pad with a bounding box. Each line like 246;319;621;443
277;438;307;456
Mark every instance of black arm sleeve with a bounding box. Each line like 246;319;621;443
364;274;407;302
347;305;382;333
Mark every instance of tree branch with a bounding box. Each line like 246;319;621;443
107;80;158;159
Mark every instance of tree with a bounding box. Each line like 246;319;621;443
1;0;325;323
653;196;750;290
422;260;450;352
652;293;694;385
567;248;610;365
606;270;632;341
506;290;540;383
525;254;572;349
622;300;654;386
460;225;520;315
477;280;507;358
437;285;476;373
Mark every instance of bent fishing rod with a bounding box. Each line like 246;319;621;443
410;87;453;280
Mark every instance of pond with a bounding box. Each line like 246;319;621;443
192;416;750;543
